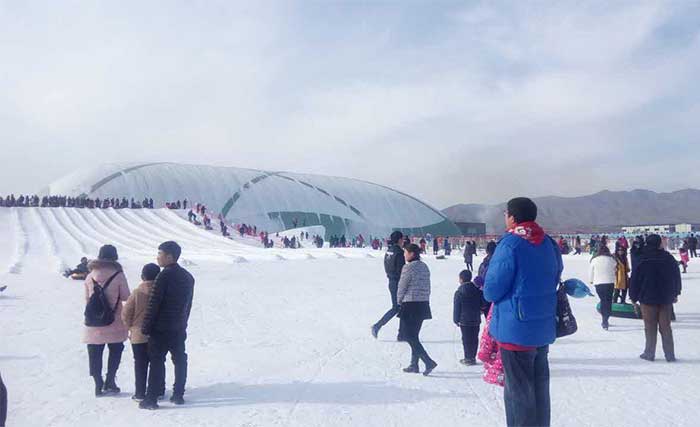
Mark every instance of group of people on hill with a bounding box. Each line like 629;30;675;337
0;194;155;209
81;241;195;410
372;197;563;426
164;200;188;210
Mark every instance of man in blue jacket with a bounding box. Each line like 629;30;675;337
484;197;562;427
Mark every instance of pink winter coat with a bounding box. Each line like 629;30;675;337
82;260;131;345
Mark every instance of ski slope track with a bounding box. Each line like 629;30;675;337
1;207;699;427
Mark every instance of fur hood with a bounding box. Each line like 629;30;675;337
88;259;123;272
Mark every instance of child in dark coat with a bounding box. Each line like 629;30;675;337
453;270;487;365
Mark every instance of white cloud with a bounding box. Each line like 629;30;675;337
0;1;699;207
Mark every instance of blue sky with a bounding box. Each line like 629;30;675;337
1;1;699;207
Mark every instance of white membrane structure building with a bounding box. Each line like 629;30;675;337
47;162;461;239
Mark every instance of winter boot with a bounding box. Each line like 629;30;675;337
403;354;420;373
423;360;438;376
403;365;419;373
639;353;655;362
371;324;379;339
170;394;185;405
103;374;121;395
139;398;159;410
460;359;476;366
93;376;104;397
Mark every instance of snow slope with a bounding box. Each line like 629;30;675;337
1;208;698;427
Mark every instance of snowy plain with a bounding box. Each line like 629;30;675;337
0;208;698;427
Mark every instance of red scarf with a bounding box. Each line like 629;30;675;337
508;221;545;245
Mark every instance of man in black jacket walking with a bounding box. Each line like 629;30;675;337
371;231;406;340
689;234;698;258
140;241;195;410
630;234;681;362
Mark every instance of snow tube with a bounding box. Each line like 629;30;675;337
562;278;594;298
71;272;87;281
596;302;642;319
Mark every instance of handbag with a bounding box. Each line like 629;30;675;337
555;283;578;338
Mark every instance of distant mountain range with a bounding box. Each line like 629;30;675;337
442;189;700;234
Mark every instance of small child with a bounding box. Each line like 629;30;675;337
679;245;689;273
453;270;488;365
122;263;163;401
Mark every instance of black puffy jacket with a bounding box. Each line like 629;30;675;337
142;263;195;335
453;282;487;326
629;247;681;305
384;243;406;280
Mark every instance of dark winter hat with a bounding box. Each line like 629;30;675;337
459;269;472;283
158;241;182;261
506;197;538;223
141;263;161;281
486;241;497;256
390;231;403;244
98;244;118;261
645;234;662;249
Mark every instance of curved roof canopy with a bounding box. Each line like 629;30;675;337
48;162;461;238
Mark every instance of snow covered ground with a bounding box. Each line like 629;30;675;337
1;208;698;427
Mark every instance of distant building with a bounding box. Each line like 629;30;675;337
621;223;700;234
673;223;700;233
454;222;487;236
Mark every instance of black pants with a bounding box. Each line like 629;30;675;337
87;343;124;378
613;288;628;304
374;279;399;331
0;372;7;427
147;331;188;400
501;346;550;427
465;261;473;272
399;317;434;367
460;325;479;360
691;248;697;258
595;283;614;324
132;343;166;397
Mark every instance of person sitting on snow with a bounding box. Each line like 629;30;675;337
63;257;89;278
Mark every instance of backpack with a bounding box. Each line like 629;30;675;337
84;271;122;327
555;283;578;338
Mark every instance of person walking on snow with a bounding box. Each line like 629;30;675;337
679;242;689;274
372;231;406;340
590;245;617;330
464;241;475;272
614;246;630;303
484;197;562;427
397;244;437;376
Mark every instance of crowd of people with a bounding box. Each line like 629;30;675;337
0;194;156;209
368;196;685;427
1;193;691;427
